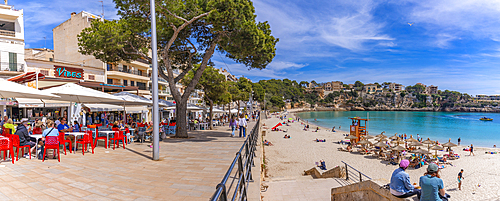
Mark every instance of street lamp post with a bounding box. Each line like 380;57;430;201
150;0;160;160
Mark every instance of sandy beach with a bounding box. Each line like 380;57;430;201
262;110;500;200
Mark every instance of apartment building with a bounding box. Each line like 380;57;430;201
0;2;25;79
426;85;438;94
388;83;404;92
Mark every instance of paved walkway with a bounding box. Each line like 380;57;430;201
0;123;254;201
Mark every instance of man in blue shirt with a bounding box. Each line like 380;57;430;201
57;118;75;150
420;163;449;201
390;159;421;199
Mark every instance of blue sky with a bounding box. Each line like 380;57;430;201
17;0;500;95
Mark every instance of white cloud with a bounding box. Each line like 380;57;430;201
407;0;500;43
268;61;308;70
253;0;394;53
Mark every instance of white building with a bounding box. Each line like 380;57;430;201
0;2;25;79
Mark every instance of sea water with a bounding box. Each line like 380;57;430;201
297;111;500;147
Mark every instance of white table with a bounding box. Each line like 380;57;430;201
65;132;86;154
30;134;43;158
98;131;116;148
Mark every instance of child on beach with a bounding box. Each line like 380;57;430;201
458;169;464;190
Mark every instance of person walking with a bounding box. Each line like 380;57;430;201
458;137;461;146
238;114;247;138
229;117;237;137
470;144;474;156
458;169;464;190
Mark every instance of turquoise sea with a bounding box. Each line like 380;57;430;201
296;111;500;147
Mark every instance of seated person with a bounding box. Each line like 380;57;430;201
58;118;75;150
390;160;421;199
317;159;327;170
263;140;273;146
420;163;450;201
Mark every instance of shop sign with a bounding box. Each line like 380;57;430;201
54;65;84;79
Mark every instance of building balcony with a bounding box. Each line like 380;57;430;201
107;66;146;77
0;63;24;73
0;30;15;37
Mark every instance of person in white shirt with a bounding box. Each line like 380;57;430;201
238;114;247;137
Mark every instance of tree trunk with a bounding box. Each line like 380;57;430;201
209;100;214;130
175;101;188;138
228;103;231;119
237;101;241;116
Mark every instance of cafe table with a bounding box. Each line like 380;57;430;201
98;131;117;147
64;132;86;154
30;134;43;158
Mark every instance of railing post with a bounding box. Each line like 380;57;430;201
216;183;228;201
359;172;362;182
345;163;348;181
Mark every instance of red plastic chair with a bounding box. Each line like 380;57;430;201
58;132;72;155
33;127;43;134
11;135;31;160
43;136;60;162
76;130;94;155
110;131;126;150
0;137;14;164
94;126;108;149
1;128;10;136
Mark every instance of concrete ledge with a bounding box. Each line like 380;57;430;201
331;179;417;201
304;166;346;179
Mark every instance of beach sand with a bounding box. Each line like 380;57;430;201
262;111;500;200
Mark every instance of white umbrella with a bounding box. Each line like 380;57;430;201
209;108;226;113
44;83;124;103
165;104;206;111
0;79;59;99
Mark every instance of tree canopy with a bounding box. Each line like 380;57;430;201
78;0;278;137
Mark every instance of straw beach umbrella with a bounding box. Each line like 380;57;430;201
345;135;358;140
406;136;419;143
376;137;388;142
376;132;387;139
374;141;388;148
412;148;430;154
409;141;424;147
391;145;406;151
431;145;444;156
357;139;372;145
389;134;399;140
364;134;376;139
422;138;434;151
442;139;457;147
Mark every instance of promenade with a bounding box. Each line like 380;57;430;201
0;123;254;201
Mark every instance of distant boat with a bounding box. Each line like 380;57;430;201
480;117;493;121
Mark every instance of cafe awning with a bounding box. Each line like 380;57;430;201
126;106;148;114
7;72;45;84
84;104;124;112
16;98;44;108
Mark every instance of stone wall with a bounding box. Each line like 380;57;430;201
331;179;416;201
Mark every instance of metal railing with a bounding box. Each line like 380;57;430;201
1;63;24;72
341;161;372;184
0;30;15;37
210;118;260;201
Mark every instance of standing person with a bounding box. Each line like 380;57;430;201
238;114;247;138
470;144;474;156
390;159;421;199
229;117;237;137
458;169;464;190
419;163;449;201
458;137;461;146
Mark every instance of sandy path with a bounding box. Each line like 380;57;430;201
262;112;500;200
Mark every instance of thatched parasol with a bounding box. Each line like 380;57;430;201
408;141;424;147
345;135;358;140
430;145;444;156
389;134;399;140
412;148;431;154
422;138;434;151
376;137;388;142
363;134;375;139
391;145;406;151
375;132;387;138
406;136;419;142
373;141;388;148
357;139;372;145
441;138;457;147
